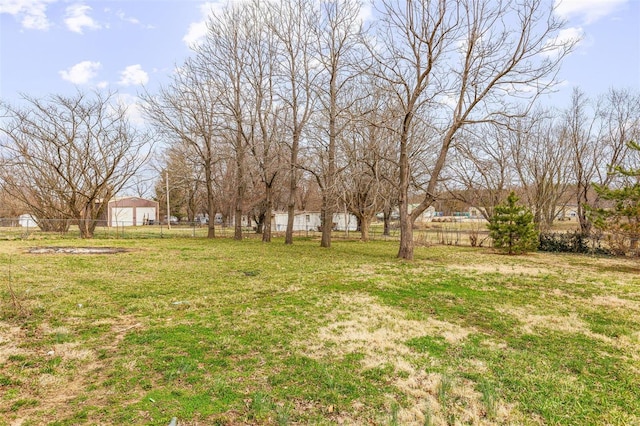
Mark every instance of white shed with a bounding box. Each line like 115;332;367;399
19;214;37;227
332;212;358;231
107;197;159;227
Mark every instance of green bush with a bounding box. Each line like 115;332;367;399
488;192;538;255
538;231;612;255
538;231;589;253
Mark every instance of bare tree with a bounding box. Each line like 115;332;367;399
194;4;256;241
446;124;515;221
373;0;576;259
306;0;367;248
269;0;320;245
141;58;224;238
511;110;572;231
242;1;286;242
563;88;599;234
340;81;398;241
154;143;206;222
564;87;640;235
0;91;151;237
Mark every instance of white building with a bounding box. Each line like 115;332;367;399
106;197;159;227
270;211;358;232
18;214;37;227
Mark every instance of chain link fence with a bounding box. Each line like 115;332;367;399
0;217;493;246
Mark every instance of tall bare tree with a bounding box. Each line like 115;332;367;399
340;80;398;241
0;91;151;238
308;0;367;248
242;1;286;242
269;0;320;245
511;110;572;231
141;58;224;238
564;88;640;235
194;4;255;241
373;0;576;259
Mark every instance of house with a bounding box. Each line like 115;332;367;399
106;197;159;227
272;211;321;231
555;204;579;221
270;211;358;232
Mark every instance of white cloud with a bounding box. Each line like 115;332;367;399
183;2;229;47
116;10;139;25
183;20;208;47
542;26;584;58
118;64;149;86
59;61;101;84
0;0;56;30
64;3;101;34
554;0;628;25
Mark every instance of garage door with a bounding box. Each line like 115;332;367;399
111;207;134;227
136;207;156;225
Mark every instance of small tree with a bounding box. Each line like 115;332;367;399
591;141;640;255
488;192;539;255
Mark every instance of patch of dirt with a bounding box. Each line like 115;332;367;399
394;370;518;425
27;246;127;254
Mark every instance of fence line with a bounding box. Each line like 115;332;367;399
0;217;484;245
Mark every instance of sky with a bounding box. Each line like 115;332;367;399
1;0;639;120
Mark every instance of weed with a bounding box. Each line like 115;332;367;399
437;374;453;405
389;401;400;425
478;379;497;419
249;391;273;420
3;255;28;318
276;402;292;425
423;405;432;426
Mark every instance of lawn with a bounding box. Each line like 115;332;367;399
1;236;639;425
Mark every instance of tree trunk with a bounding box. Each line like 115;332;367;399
263;185;273;243
285;196;295;244
79;220;94;239
576;183;592;235
234;127;245;241
320;195;332;248
398;205;413;259
285;132;300;245
383;208;391;236
205;162;216;238
397;114;413;260
360;215;371;242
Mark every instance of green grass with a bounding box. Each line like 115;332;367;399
0;237;638;425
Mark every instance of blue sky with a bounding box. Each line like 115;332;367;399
1;0;639;117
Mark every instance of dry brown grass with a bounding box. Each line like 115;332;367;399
0;315;144;424
296;293;529;425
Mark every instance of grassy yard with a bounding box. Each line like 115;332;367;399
0;237;638;425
